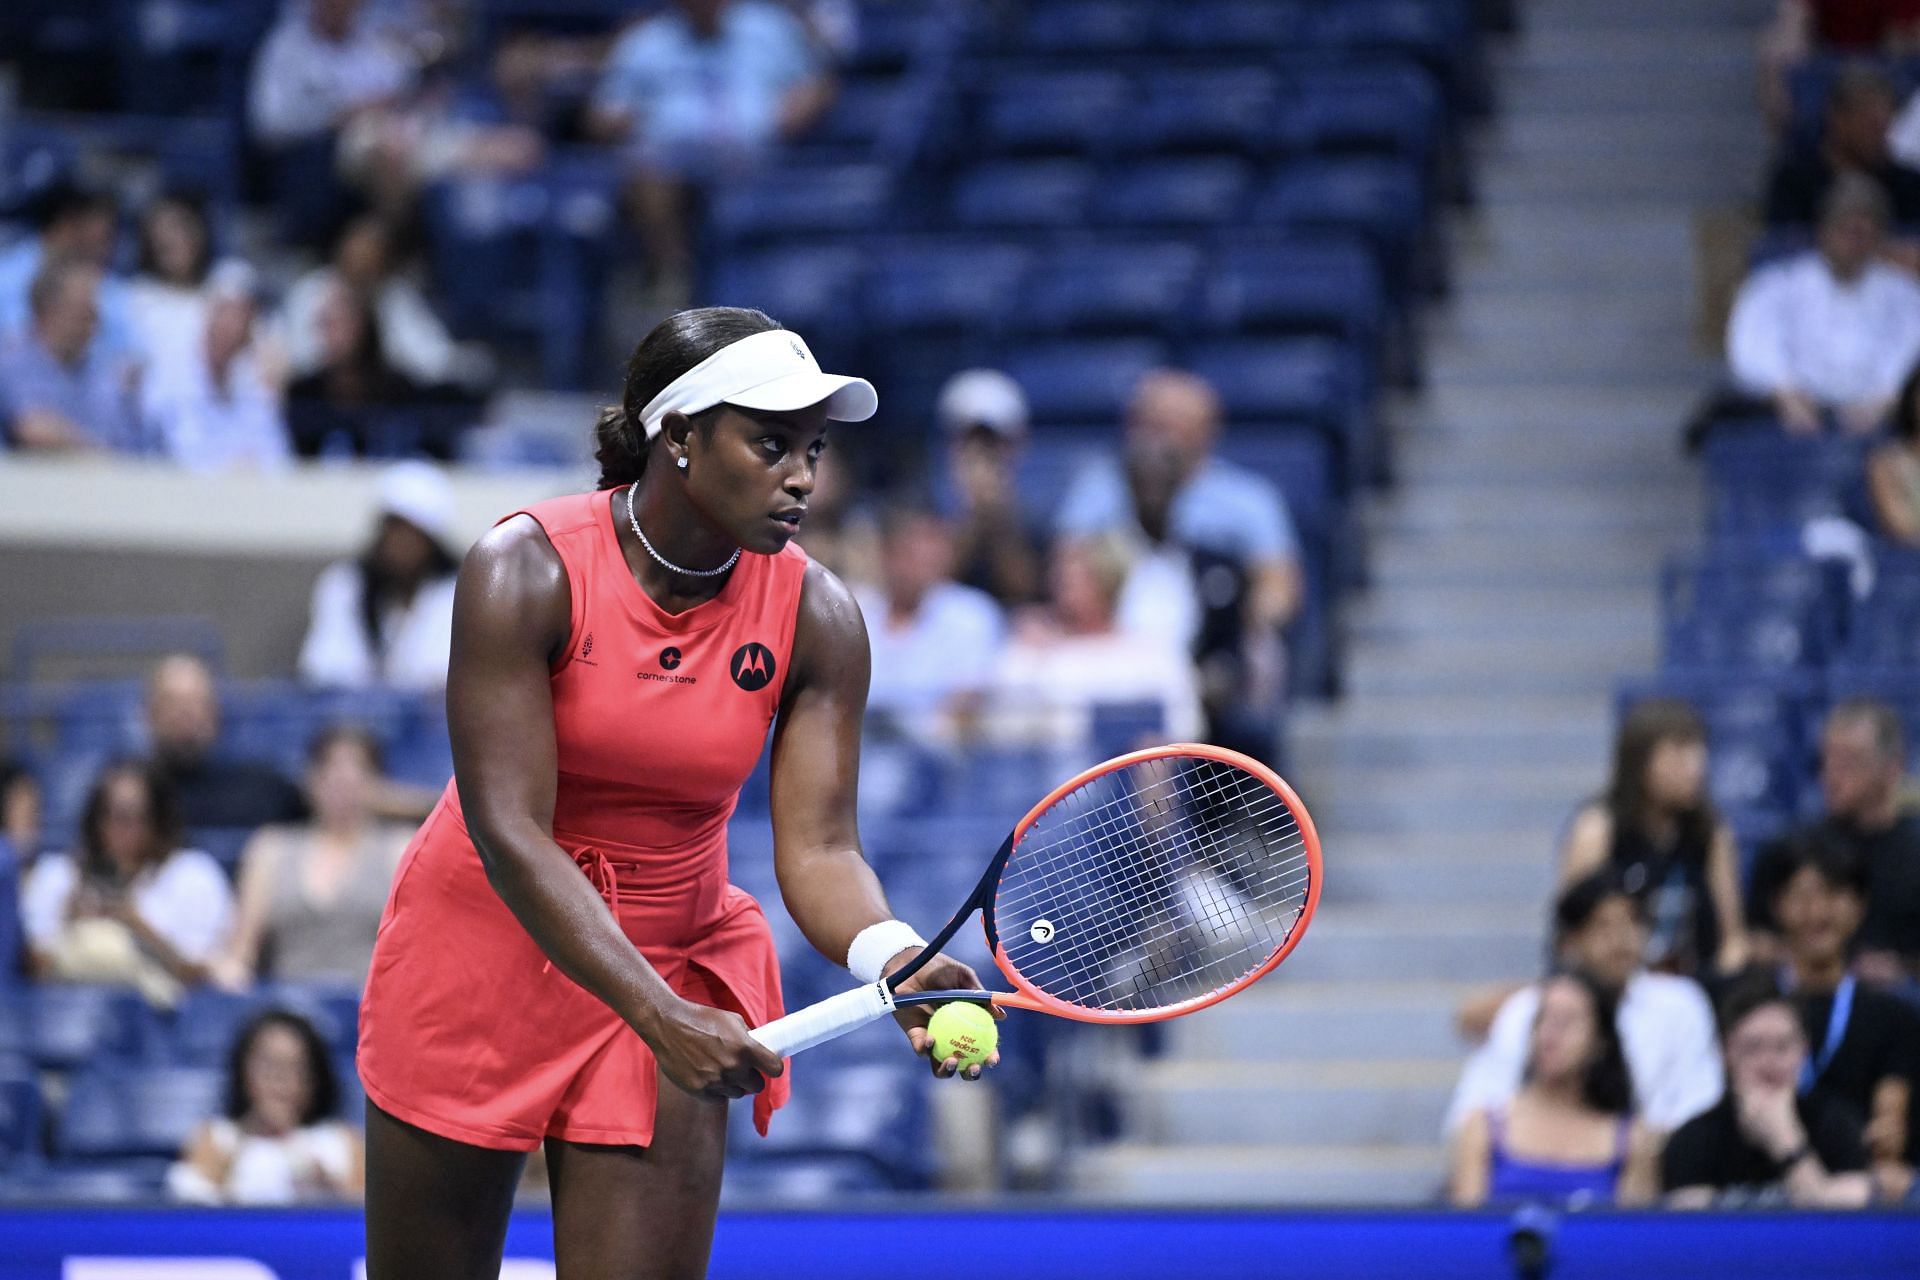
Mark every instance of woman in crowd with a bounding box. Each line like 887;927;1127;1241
126;191;222;380
215;726;411;991
1868;362;1920;545
1558;698;1748;978
1449;969;1660;1207
297;460;460;692
168;1008;364;1205
20;761;233;1003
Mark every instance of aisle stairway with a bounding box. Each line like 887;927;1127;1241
1073;0;1763;1203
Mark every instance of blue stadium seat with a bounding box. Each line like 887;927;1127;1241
1183;337;1360;430
162;985;360;1068
951;160;1099;230
1304;0;1471;77
0;986;149;1070
996;338;1169;425
0;1159;169;1203
1282;63;1443;162
867;242;1032;337
1098;157;1253;228
1122;71;1285;159
58;1065;223;1160
1017;242;1203;338
1201;236;1386;344
793;76;933;168
840;0;958;76
707;163;894;248
974;72;1131;160
1250;158;1428;266
1155;0;1307;53
0;1072;44;1167
1701;435;1871;535
1019;1;1158;57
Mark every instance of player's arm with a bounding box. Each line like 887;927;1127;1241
770;560;998;1074
450;516;780;1098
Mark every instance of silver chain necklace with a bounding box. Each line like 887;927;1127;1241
626;481;740;578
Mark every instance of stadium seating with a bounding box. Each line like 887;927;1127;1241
57;1066;223;1160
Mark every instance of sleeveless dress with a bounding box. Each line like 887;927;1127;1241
1486;1108;1631;1205
358;487;804;1150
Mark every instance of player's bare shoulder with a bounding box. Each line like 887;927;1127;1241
790;557;871;691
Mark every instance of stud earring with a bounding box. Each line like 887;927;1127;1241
676;456;689;470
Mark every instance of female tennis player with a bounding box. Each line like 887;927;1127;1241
357;307;996;1278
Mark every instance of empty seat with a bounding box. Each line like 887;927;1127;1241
1250;158;1427;261
702;246;867;366
997;338;1168;425
1201;237;1386;342
1018;242;1203;337
1122;71;1285;159
974;72;1131;160
1099;157;1252;228
58;1065;223;1160
1183;337;1359;430
1020;1;1157;57
1282;63;1442;161
951;160;1098;229
1155;0;1307;53
867;242;1032;336
0;986;149;1071
162;985;360;1068
707;164;894;248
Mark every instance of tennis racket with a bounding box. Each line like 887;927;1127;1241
750;742;1322;1057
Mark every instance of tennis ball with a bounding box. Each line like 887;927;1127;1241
928;1002;998;1068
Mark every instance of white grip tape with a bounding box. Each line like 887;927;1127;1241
750;980;896;1057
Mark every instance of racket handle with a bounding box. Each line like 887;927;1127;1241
751;981;896;1057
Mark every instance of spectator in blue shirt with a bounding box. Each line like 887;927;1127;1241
0;184;132;364
1057;369;1304;757
588;0;836;303
0;258;142;453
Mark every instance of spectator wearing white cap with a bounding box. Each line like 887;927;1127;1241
142;264;291;472
938;369;1047;608
298;461;460;691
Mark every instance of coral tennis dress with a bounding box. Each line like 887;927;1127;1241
358;487;801;1150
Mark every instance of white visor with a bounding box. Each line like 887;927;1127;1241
638;329;877;439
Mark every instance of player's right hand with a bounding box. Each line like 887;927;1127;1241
643;1000;786;1101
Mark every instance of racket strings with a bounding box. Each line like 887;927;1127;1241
994;757;1312;1014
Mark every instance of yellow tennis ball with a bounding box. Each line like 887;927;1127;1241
927;1002;998;1068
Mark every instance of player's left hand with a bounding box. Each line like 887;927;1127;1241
885;947;1005;1081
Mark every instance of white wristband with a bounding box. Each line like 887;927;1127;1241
846;919;927;984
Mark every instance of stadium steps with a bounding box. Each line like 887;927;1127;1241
1076;0;1759;1204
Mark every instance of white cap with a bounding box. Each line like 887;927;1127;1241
639;329;877;439
376;460;456;545
936;368;1028;439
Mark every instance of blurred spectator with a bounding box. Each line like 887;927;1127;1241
856;504;1005;747
1058;370;1302;758
1751;837;1920;1199
214;727;408;991
937;369;1045;608
986;536;1204;754
248;0;416;246
284;284;471;459
145;654;306;830
298;461;458;692
1767;66;1920;227
588;0;836;304
126;192;226;382
1729;174;1920;435
0;184;130;358
1448;869;1723;1135
167;1009;364;1205
281;215;491;393
141;265;290;472
336;78;546;228
0;761;42;864
1871;364;1920;541
20;761;233;1004
1558;699;1748;977
792;447;879;586
1749;702;1920;980
1448;970;1659;1207
0;259;143;452
1760;5;1920;128
1662;972;1874;1207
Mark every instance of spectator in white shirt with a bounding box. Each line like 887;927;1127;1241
21;761;234;1004
143;264;290;472
1447;868;1723;1136
856;504;1005;747
298;461;459;691
1728;172;1920;435
127;192;222;383
248;0;412;151
988;535;1204;760
279;214;489;392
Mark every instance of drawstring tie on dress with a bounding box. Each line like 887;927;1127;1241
543;847;628;975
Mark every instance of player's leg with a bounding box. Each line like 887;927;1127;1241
545;1075;731;1280
364;1102;529;1280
